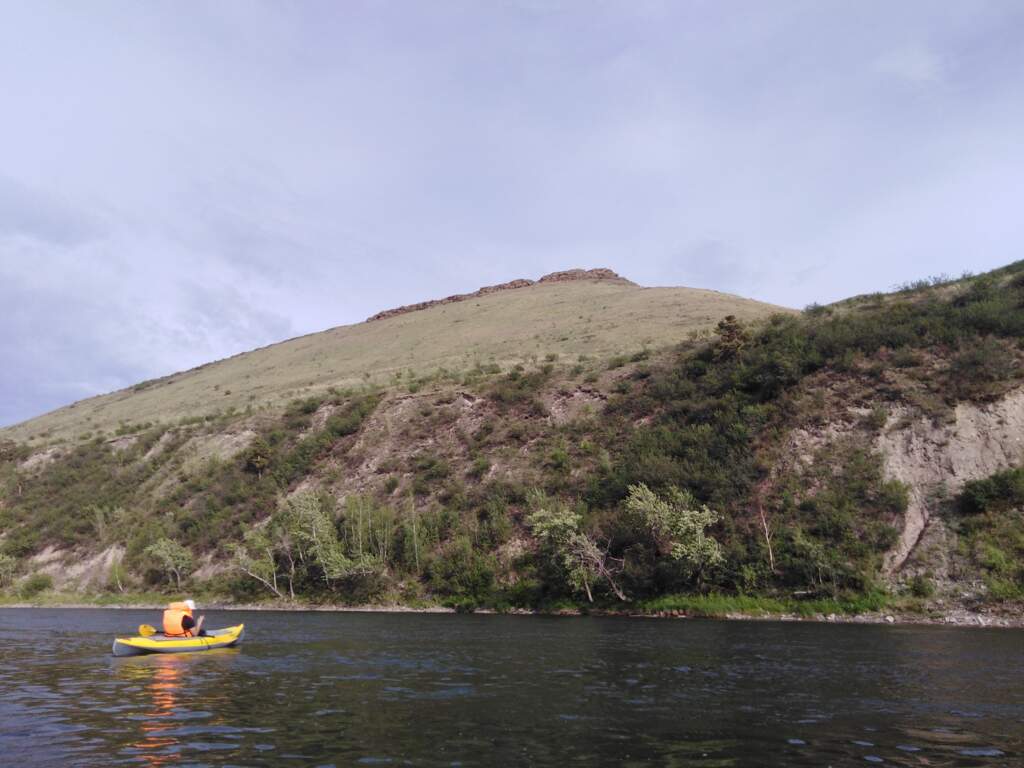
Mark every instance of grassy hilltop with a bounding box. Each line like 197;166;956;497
1;270;785;444
2;265;1023;620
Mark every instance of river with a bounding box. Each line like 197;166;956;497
0;608;1021;766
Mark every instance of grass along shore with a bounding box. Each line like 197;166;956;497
2;590;1020;628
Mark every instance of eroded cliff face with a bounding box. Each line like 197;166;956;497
783;385;1024;590
877;389;1024;575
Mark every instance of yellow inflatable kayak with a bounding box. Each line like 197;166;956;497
112;624;245;656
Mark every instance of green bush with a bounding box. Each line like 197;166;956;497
19;572;53;599
959;467;1024;515
426;536;497;602
467;455;491;480
908;573;936;598
489;368;551;415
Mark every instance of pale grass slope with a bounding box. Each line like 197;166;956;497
3;278;791;443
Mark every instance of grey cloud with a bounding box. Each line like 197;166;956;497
0;177;100;246
2;1;1023;426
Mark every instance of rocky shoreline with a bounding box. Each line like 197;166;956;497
3;598;1021;628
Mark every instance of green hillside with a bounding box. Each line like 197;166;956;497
2;264;1023;621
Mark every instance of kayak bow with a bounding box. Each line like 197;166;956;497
111;624;245;657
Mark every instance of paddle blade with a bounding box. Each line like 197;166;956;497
138;624;157;637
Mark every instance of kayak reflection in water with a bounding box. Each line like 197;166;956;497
121;655;184;767
116;651;238;765
162;598;206;637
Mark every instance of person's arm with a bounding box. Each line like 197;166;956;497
181;614;196;635
195;615;205;636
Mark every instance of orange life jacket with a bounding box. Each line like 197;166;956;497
162;602;194;637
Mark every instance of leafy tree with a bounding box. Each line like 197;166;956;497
144;537;193;588
108;554;128;593
426;535;496;603
0;553;17;587
526;491;625;602
625;483;723;581
712;314;749;359
284;491;378;583
232;527;283;598
244;437;273;479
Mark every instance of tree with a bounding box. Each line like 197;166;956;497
244;437;273;480
108;554;128;593
526;491;625;602
283;491;378;584
144;538;193;588
232;527;283;598
0;553;17;588
713;314;750;359
625;483;723;581
232;500;301;599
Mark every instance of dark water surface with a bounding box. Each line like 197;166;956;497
0;609;1021;766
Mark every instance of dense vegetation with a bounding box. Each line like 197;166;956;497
953;467;1024;601
3;262;1024;613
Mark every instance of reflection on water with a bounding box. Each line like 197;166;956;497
125;655;184;765
0;608;1021;767
113;651;240;766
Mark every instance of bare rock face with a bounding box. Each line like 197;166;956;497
366;268;632;322
538;268;630;284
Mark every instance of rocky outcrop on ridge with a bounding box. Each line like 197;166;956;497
366;268;633;322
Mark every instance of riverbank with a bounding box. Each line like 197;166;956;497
2;591;1021;628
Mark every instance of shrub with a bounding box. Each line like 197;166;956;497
489;368;551;415
959;467;1024;515
410;453;451;494
864;406;889;431
243;437;273;479
426;536;496;603
325;392;382;437
908;573;936;599
19;572;53;599
467;455;491;480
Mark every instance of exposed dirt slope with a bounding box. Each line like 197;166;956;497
878;389;1024;574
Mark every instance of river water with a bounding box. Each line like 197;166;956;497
0;608;1021;766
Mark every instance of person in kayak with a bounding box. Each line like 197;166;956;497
162;599;206;637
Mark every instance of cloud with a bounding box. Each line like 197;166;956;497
0;177;100;246
2;1;1023;426
873;44;944;83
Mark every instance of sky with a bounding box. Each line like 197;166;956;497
2;1;1023;428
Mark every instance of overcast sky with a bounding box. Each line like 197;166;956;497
2;1;1023;428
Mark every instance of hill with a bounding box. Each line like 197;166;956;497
2;263;1023;623
1;268;787;443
